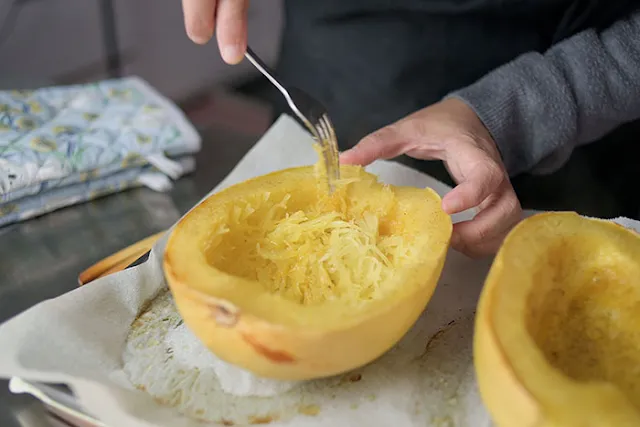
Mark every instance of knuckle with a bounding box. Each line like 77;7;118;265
361;128;397;152
503;193;520;214
405;117;430;139
218;0;248;24
367;126;396;144
457;132;478;146
484;161;505;186
360;133;381;148
460;223;492;246
472;226;492;243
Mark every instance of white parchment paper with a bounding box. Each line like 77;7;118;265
1;114;638;427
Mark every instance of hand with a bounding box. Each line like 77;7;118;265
181;0;249;64
340;98;523;258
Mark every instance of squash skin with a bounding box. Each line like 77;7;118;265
163;165;452;380
475;212;640;427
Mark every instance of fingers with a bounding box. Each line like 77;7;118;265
182;0;217;44
181;0;248;64
450;185;522;258
216;0;249;64
441;161;505;214
339;127;410;167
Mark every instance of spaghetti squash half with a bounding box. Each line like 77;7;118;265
475;212;640;427
164;164;451;380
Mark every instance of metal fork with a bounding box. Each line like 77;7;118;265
244;46;340;191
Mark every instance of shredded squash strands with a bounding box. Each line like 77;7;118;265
204;144;415;306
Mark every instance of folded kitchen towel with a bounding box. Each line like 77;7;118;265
0;76;201;227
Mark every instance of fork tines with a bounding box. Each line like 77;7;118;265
316;114;340;181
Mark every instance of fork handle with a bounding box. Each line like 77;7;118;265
244;46;287;97
244;46;318;138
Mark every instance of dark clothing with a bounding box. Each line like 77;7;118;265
277;0;565;146
450;9;640;176
270;0;640;218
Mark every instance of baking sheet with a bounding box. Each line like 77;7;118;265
1;114;638;427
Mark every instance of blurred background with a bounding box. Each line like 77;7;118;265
0;0;282;123
0;2;288;425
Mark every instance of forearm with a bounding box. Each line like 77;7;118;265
449;9;640;176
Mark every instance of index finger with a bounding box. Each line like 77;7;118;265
216;0;249;64
182;0;216;44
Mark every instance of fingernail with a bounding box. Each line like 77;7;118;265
187;30;211;44
442;198;459;214
186;18;213;44
222;45;244;64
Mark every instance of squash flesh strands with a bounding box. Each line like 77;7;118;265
206;170;410;306
163;144;451;380
204;144;419;308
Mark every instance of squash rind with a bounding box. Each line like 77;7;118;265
475;212;640;427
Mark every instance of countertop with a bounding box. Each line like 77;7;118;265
0;87;637;426
0;92;272;427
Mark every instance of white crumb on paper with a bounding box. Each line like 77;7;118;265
122;291;300;401
166;323;301;397
122;287;484;426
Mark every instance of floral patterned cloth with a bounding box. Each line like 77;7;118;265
0;76;201;227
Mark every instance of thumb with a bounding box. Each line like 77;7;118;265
340;126;410;166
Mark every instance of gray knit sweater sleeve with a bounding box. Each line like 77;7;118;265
448;9;640;176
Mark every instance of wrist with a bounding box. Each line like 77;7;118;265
439;97;500;154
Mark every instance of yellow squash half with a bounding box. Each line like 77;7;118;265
164;165;452;380
475;212;640;427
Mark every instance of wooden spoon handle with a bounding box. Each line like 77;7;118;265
77;231;165;286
